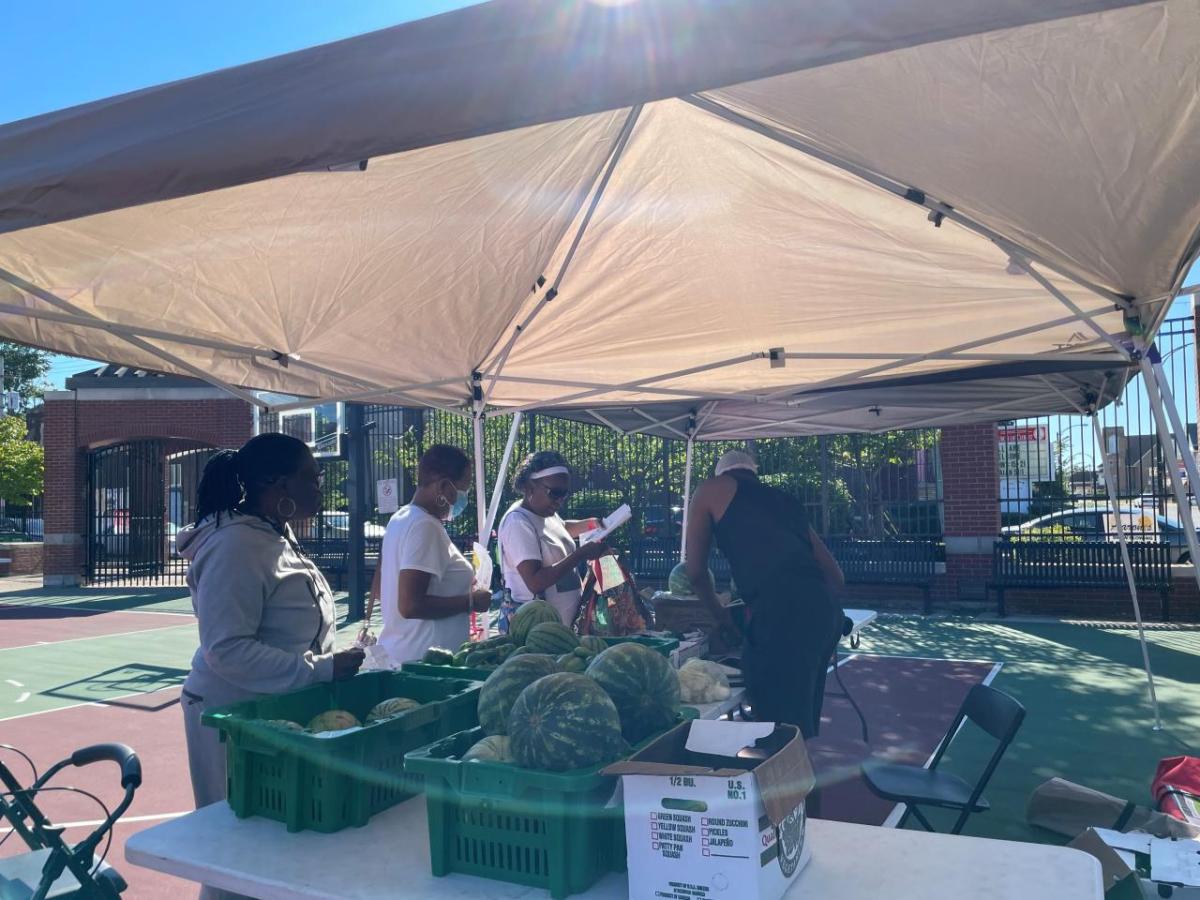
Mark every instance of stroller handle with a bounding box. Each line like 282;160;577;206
70;743;142;789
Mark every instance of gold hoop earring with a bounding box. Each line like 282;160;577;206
276;497;298;520
437;495;449;508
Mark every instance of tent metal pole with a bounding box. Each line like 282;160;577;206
1007;255;1131;358
1150;356;1200;516
268;377;466;411
770;304;1123;405
482;106;642;404
470;378;490;638
1090;413;1163;730
483;412;522;544
1141;358;1200;594
680;436;695;561
682;93;1131;309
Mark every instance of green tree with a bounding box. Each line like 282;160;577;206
0;415;44;505
0;343;52;406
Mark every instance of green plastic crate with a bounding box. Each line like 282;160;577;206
406;726;629;898
202;671;481;833
601;634;679;657
401;661;498;682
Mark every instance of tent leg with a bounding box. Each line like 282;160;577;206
1140;358;1200;589
680;437;695;561
1148;356;1200;579
472;397;488;639
1091;414;1163;731
484;412;523;542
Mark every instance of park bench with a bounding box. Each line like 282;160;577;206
988;539;1173;620
828;538;941;615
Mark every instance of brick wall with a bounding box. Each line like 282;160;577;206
42;396;252;585
0;542;43;576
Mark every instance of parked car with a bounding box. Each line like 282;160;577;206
318;511;387;540
642;507;684;537
1001;507;1200;563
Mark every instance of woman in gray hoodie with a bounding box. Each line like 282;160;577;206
177;433;363;898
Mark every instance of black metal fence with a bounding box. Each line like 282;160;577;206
998;314;1197;553
86;441;215;585
260;405;943;586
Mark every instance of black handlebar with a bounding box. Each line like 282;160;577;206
70;743;142;789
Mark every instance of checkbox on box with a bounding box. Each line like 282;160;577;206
701;817;708;825
702;838;709;847
652;842;660;851
702;828;709;837
650;812;657;820
703;848;711;857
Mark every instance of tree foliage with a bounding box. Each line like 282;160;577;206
0;415;44;505
0;343;52;406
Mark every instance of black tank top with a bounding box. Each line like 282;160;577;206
713;475;825;599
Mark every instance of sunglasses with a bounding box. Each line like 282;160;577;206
540;485;570;501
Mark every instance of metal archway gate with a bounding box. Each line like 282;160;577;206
86;440;215;585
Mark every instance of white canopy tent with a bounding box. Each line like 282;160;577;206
2;0;1199;725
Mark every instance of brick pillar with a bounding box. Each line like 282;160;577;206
940;423;1000;604
42;395;84;586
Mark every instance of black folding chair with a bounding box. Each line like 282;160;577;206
0;743;141;899
861;683;1025;835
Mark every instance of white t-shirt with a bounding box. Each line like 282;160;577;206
378;504;474;665
498;502;582;626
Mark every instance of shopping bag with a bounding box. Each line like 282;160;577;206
574;554;654;636
1153;756;1200;827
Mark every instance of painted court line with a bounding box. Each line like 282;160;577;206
0;810;189;835
5;679;22;687
880;661;1004;829
0;622;195;653
1;602;194;618
0;685;182;724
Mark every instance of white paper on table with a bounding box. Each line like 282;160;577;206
579;503;632;544
471;542;493;592
1092;828;1154;856
1151;838;1200;886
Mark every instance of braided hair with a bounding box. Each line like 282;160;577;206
195;433;311;525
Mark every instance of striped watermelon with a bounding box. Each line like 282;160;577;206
525;622;580;655
508;673;625;771
510;600;561;645
477;654;560;735
586;643;680;742
578;635;608;655
556;653;587;673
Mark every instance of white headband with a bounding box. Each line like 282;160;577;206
529;465;569;480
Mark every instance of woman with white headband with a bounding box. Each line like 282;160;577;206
685;448;845;749
498;450;610;626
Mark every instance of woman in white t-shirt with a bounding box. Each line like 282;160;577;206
377;444;492;664
498;451;609;626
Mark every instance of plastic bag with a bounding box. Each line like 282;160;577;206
574;555;653;636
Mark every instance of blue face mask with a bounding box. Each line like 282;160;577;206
446;488;470;521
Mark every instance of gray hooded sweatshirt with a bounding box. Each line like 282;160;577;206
178;512;336;708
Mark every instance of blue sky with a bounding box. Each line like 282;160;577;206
6;2;1199;390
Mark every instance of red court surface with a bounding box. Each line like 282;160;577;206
812;655;999;827
1;654;996;899
0;604;192;650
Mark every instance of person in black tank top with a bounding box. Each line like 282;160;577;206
684;449;845;741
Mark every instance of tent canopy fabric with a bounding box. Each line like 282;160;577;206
0;0;1196;419
541;361;1135;440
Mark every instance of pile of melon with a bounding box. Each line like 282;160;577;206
423;600;611;675
460;602;681;772
252;696;423;735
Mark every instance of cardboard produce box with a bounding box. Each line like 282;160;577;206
604;720;813;900
1069;827;1200;899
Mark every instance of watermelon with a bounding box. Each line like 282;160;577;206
586;643;681;742
556;652;587;673
306;709;361;733
366;697;421;722
508;673;625;771
509;646;535;658
477;654;560;735
668;563;714;597
422;647;456;666
578;635;608;655
462;734;511;762
510;600;561;644
452;650;469;667
525;622;580;655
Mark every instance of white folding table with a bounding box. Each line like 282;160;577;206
126;797;1102;899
